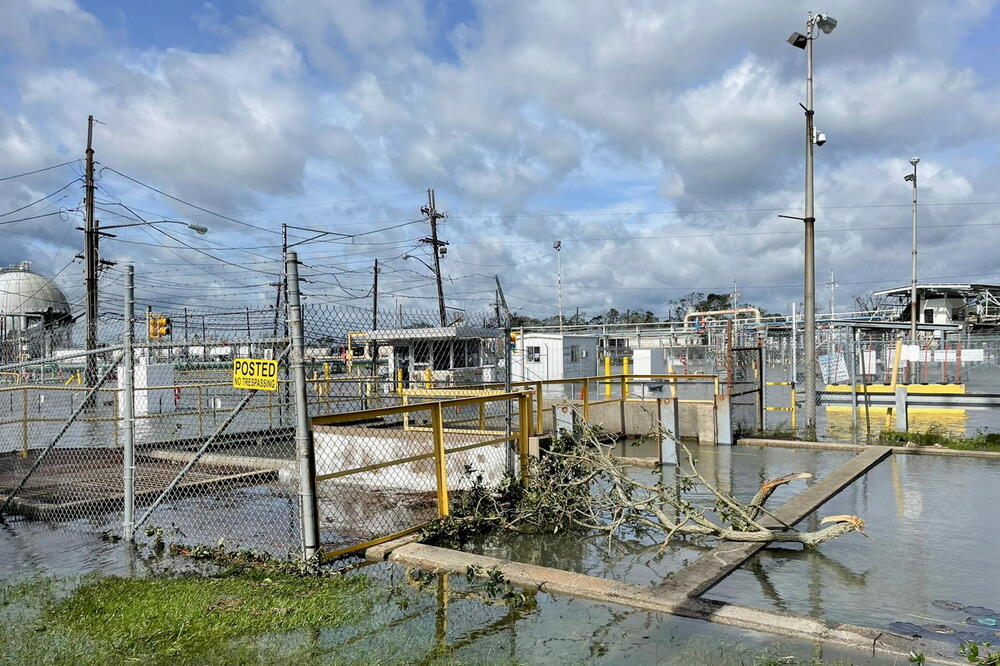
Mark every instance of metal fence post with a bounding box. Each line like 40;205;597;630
517;393;530;477
431;402;449;516
122;265;136;540
287;251;320;562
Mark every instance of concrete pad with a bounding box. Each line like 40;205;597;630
740;437;1000;460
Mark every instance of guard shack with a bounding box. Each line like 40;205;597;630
351;326;502;388
511;332;599;384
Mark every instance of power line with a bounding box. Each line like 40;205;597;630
99;164;281;235
0;160;81;183
0;179;82;218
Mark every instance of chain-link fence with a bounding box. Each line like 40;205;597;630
0;254;518;561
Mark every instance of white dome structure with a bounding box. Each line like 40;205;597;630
0;262;74;360
0;262;72;329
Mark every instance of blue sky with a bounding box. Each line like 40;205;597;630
1;0;999;320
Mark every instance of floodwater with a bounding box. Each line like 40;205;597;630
0;523;902;664
464;442;1000;650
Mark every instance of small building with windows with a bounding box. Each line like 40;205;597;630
352;326;501;387
872;283;1000;331
511;332;599;383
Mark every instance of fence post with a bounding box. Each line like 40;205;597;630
20;387;27;458
122;265;136;540
535;381;543;435
517;393;530;478
431;402;449;516
286;251;320;562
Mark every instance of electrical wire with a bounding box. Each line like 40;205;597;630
0;160;81;183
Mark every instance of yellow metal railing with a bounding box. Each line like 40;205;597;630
765;381;797;428
311;391;532;560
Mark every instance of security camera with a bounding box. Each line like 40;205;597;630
814;131;827;146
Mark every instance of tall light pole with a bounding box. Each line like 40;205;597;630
553;240;563;333
787;12;837;432
905;157;920;342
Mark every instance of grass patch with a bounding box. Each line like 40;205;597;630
0;569;370;665
878;423;1000;452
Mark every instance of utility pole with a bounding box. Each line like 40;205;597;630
554;241;563;333
826;269;838;376
84;115;98;391
372;259;379;330
420;189;448;327
905;158;920;342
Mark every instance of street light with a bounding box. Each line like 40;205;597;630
98;220;209;235
401;253;436;273
905;157;920;342
787;11;837;433
402;253;449;324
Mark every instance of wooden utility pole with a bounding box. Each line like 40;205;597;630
420;189;448;327
84;115;98;389
371;258;379;330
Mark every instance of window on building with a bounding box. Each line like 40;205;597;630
453;339;480;368
923;309;934;324
432;341;452;369
569;345;579;362
526;346;541;363
413;343;430;364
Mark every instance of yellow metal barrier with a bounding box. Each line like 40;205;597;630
765;381;797;428
312;390;531;560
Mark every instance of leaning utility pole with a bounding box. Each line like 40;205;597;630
420;189;448;327
84;115;98;390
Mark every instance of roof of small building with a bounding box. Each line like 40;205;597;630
354;326;498;343
872;284;1000;299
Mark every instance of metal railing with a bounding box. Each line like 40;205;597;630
310;391;532;560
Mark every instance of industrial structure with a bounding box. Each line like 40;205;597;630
0;262;74;361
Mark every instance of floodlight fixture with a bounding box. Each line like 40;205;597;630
816;14;838;34
910;156;920;166
788;32;808;49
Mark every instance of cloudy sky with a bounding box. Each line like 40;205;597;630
2;0;999;322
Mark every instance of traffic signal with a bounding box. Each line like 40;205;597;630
148;314;172;339
156;316;171;338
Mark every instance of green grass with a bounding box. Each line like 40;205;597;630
0;570;370;665
878;424;1000;452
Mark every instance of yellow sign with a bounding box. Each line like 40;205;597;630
232;358;279;391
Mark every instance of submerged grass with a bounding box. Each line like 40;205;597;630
0;569;370;665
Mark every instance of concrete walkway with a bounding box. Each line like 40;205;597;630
370;445;934;662
740;437;1000;459
385;541;960;664
658;445;892;598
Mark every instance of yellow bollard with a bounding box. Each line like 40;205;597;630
604;356;612;398
622;357;630;398
323;362;331;397
396;368;403;394
424;368;432;389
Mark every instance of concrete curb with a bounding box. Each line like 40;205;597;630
387;542;962;665
740;437;1000;459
